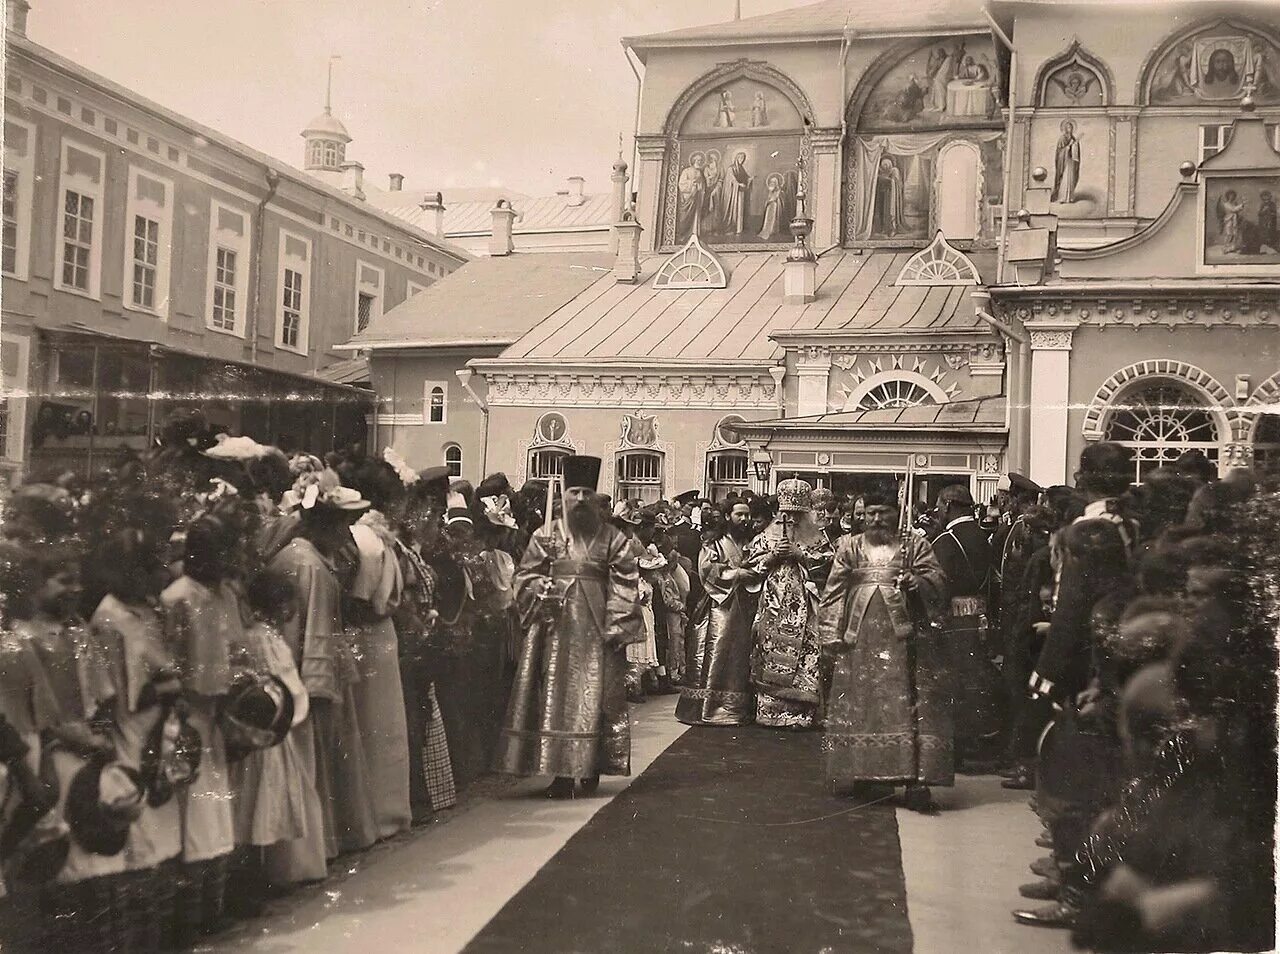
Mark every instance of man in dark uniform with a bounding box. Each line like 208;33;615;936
991;473;1042;765
930;484;1002;768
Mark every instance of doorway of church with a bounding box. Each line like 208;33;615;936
788;471;973;509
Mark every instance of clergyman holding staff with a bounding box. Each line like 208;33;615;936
494;456;642;799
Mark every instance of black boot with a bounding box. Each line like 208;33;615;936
544;777;575;799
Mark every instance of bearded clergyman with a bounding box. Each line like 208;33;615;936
494;456;642;799
817;484;952;812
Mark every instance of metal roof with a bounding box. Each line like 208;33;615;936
493;249;990;366
623;0;993;54
374;192;616;238
740;396;1007;431
339;252;614;351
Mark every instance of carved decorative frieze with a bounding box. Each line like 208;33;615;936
482;369;781;409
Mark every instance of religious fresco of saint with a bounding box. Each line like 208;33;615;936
858;36;1003;132
1203;175;1280;267
1029;115;1108;219
849;133;1003;243
1148;23;1280;105
668;77;806;247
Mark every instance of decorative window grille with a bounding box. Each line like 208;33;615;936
1104;382;1220;482
529;448;570;480
706;449;749;502
895;231;980;286
857;380;938;410
616;450;664;504
653;232;728;290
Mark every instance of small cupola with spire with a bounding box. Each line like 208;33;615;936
301;56;352;174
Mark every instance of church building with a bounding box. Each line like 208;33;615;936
348;0;1279;500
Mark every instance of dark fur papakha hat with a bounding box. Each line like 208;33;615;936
562;456;602;492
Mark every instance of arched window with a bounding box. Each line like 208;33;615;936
428;386;445;423
616;450;664;505
529;447;570;481
444;443;462;478
322;141;338;167
1253;415;1280;474
936;141;981;240
858;379;938;411
1104;382;1220;482
706;449;749;502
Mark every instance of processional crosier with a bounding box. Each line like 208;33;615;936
535;473;567;621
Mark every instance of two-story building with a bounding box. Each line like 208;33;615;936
0;1;468;479
347;0;1279;501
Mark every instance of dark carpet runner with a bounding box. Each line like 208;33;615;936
464;724;913;954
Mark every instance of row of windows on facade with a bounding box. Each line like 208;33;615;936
1;129;439;350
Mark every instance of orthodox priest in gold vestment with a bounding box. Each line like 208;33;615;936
818;485;952;812
495;456;642;799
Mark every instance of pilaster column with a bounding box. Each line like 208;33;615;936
634;135;667;253
808;126;842;250
1025;319;1079;487
795;347;831;417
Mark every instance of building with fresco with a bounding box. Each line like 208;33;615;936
0;1;468;480
348;0;1278;502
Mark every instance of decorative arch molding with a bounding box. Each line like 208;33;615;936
1243;371;1280;443
842;370;950;412
653;232;729;289
662;58;815;137
1034;39;1114;107
1081;360;1233;440
895;231;981;285
1137;16;1280;106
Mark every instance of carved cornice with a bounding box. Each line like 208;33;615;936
994;291;1280;330
809;125;843;150
483;369;779;409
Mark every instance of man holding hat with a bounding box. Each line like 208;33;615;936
495;456;642;798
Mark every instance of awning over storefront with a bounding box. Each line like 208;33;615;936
27;325;374;477
739;396;1007;436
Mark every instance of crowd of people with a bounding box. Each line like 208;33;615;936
0;404;1272;954
0;409;535;951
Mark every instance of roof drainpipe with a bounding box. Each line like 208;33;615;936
456;367;489;477
985;9;1016;285
249;168;281;366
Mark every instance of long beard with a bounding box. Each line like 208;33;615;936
566;501;602;538
864;526;895;546
728;521;753;543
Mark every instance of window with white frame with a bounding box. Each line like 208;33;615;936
407;279;428;297
207;202;250;335
444;443;462;478
355;262;384;333
57;141;106;297
706;449;749;502
276;230;312;352
424;381;446;423
1200;123;1280;162
124;168;173;317
616;450;664;504
0;333;29;463
2;119;35;280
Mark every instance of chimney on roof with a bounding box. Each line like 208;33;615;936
609;158;629;254
490;198;517;256
388;172;404;192
613;211;643;284
6;0;29;37
340;160;365;201
565;176;586;208
419;191;445;235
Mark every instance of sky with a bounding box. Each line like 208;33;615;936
31;0;813;197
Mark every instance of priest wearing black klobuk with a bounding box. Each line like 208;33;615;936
495;456;642;799
818;483;952;812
